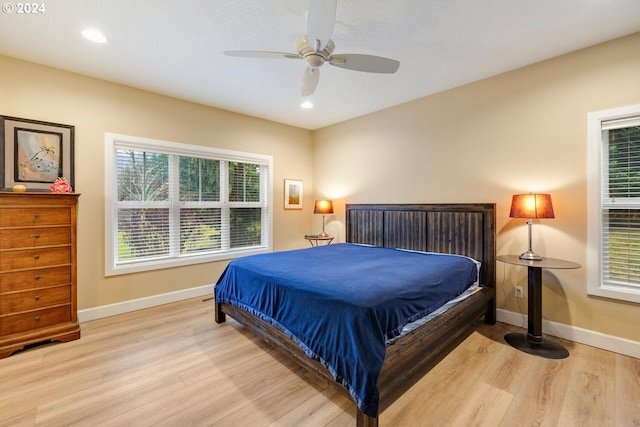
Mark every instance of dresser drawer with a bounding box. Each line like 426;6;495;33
0;266;71;293
0;207;70;227
0;247;71;271
0;286;70;314
0;227;71;250
0;305;71;335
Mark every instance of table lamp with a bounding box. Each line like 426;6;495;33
314;199;334;237
510;193;554;261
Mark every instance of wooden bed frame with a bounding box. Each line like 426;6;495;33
215;203;496;426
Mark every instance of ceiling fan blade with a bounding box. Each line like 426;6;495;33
224;50;300;60
301;67;320;96
307;0;337;51
328;54;400;73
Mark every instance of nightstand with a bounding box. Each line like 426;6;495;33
304;235;334;247
497;254;580;359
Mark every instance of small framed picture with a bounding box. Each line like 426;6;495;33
284;179;303;209
0;115;75;191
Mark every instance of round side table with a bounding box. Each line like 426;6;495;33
497;255;580;359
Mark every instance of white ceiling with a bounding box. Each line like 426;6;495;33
1;1;639;130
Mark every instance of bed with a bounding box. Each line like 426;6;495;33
215;203;496;427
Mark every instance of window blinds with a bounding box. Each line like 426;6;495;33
601;118;640;289
111;138;270;272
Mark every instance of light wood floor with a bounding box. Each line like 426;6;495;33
1;297;639;427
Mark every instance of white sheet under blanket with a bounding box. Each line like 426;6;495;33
385;283;481;345
384;246;482;345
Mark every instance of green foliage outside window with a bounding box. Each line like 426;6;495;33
606;126;640;285
116;150;264;263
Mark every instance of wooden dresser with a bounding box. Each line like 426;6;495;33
0;192;80;358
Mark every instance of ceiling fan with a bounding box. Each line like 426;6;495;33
224;0;400;96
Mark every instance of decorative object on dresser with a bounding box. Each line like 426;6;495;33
0;115;75;192
0;192;80;358
509;193;554;261
50;177;73;193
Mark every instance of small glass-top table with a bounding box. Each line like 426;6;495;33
304;235;334;247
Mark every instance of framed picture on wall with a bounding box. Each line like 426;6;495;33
284;179;303;209
0;115;75;191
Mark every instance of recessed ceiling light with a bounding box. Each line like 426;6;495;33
82;28;107;43
301;101;313;109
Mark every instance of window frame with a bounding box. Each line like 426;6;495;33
587;104;640;303
104;133;273;276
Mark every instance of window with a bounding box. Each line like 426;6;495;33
105;133;272;276
587;104;640;303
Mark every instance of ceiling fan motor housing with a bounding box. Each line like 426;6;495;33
297;36;335;68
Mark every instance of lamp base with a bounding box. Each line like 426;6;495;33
504;332;569;359
519;250;542;261
318;215;329;238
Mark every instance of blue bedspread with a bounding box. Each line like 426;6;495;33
214;243;479;417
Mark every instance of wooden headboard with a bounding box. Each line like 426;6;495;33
345;203;496;288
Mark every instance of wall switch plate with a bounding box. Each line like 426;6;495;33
514;285;524;298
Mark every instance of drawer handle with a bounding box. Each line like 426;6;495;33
35;316;41;321
34;295;40;301
34;275;41;280
34;234;40;239
34;255;40;260
33;213;40;219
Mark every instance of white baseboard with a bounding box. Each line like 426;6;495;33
497;308;640;359
78;291;640;359
77;284;214;323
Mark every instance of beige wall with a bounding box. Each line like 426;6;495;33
1;55;314;309
2;32;639;343
313;33;640;342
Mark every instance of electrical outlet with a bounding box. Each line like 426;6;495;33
514;285;524;298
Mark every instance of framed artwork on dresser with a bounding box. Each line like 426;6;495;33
0;115;75;191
